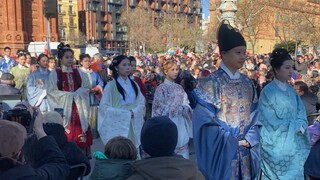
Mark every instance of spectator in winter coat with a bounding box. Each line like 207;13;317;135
127;116;204;180
90;136;137;180
0;108;69;179
23;111;91;179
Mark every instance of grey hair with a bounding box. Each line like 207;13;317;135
93;53;103;61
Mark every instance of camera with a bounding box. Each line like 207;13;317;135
1;104;36;134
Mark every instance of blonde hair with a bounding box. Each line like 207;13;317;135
162;60;177;75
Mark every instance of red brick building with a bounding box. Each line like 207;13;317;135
0;0;58;55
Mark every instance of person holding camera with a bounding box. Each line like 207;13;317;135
0;107;70;179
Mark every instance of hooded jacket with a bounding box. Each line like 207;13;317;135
127;156;204;180
90;151;134;180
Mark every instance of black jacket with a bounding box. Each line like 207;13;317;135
0;136;69;180
0;84;20;95
23;123;91;179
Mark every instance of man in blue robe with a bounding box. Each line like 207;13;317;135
192;21;261;180
0;47;17;73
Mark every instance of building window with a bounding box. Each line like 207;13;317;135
59;29;65;38
58;4;62;13
69;5;73;13
70;18;74;25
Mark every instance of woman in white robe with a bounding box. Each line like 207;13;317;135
98;55;145;147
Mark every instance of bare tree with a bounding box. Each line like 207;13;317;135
120;7;153;54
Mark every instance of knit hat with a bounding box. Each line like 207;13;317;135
141;116;178;157
0;120;27;158
0;73;14;81
217;20;246;52
43;111;63;126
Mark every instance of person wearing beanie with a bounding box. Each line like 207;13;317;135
192;20;261;180
0;72;20;95
127;116;204;180
23;111;91;179
0;108;69;179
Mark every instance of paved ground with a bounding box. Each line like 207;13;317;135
83;138;196;179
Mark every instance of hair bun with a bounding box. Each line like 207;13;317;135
270;48;291;61
57;42;71;52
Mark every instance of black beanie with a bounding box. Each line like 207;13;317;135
141;116;178;157
217;20;246;52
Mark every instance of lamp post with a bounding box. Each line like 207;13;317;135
218;0;237;27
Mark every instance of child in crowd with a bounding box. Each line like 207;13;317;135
90;136;137;180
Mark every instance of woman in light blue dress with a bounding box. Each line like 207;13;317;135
78;54;104;138
259;48;310;179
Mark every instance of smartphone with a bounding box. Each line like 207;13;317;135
54;108;64;118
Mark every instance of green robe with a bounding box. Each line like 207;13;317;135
10;65;31;100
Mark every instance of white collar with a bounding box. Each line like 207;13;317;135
18;64;28;69
4;56;10;63
164;78;174;84
220;61;240;79
274;78;287;91
61;65;73;72
80;67;92;73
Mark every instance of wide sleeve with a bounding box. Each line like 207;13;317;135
98;82;131;145
95;72;104;89
192;103;238;180
151;85;167;117
131;83;146;146
181;88;192;121
73;71;90;132
295;92;309;133
26;72;46;107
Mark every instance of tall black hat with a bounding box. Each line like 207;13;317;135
217;20;246;52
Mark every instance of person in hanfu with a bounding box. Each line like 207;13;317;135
98;55;145;147
26;53;50;112
258;48;310;179
0;46;17;73
47;42;93;158
192;20;261;180
152;60;192;159
78;53;104;139
10;51;31;100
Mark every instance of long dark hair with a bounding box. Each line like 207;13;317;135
109;55;138;100
57;42;74;67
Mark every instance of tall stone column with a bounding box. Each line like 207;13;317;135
0;0;27;52
218;0;237;26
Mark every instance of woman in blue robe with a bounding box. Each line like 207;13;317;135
26;54;50;112
192;21;261;180
258;48;310;179
79;54;104;139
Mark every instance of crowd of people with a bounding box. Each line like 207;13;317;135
0;20;320;180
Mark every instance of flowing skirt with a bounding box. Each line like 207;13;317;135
89;105;99;139
65;102;93;149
